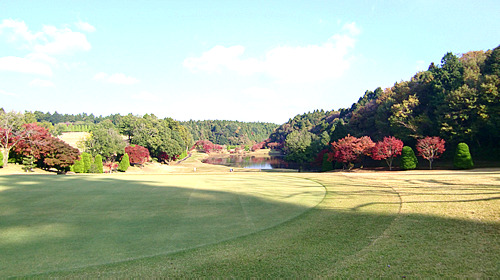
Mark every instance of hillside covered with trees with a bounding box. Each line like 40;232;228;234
265;45;500;166
182;120;278;146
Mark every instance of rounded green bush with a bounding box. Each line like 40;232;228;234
454;142;474;169
400;146;418;170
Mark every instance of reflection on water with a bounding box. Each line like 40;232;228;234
203;155;295;170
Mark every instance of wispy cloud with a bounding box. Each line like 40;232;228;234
0;56;53;76
94;72;140;85
0;19;92;55
0;89;17;96
184;22;360;83
75;21;96;33
0;18;92;78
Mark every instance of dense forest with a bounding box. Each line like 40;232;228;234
267;45;500;163
182;120;278;146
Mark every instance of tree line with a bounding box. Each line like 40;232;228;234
263;45;499;168
182;120;278;146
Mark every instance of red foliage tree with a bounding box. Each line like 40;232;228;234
371;136;404;170
12;123;80;172
125;145;150;166
328;135;374;170
251;141;265;151
158;152;179;163
416;136;446;170
191;140;223;153
39;137;80;172
267;142;283;150
14;123;52;159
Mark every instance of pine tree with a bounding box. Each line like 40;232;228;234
118;153;130;172
454;142;474;169
401;146;418;170
22;156;35;172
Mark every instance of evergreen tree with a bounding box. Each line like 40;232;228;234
400;146;418;170
322;153;333;172
118;153;130;172
82;152;91;173
91;155;104;173
22;156;35;172
454;142;474;169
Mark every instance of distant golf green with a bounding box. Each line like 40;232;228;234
0;174;325;277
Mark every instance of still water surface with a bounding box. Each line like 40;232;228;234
203;155;295;170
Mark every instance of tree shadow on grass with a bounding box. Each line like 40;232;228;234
0;174;324;278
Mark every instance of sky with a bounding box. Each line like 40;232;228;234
1;1;499;124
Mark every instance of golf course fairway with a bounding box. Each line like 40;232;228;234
0;174;325;277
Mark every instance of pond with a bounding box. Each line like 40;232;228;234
203;154;297;170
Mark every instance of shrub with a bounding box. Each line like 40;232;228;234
454;142;474;169
91;155;104;173
118;153;130;172
0;151;3;168
81;152;92;173
400;146;418;170
72;158;85;173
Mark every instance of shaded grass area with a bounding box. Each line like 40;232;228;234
2;171;499;278
0;174;324;278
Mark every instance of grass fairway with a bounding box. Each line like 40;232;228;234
0;174;325;278
1;170;499;278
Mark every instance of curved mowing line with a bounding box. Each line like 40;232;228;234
326;180;403;274
10;174;326;278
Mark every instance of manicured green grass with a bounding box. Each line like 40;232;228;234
0;174;324;278
1;170;499;278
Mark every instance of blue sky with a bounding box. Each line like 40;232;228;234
1;1;499;124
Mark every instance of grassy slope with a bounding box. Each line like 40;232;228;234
38;170;499;278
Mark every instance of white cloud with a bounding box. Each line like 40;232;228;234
1;19;92;55
0;56;53;76
94;72;140;85
75;21;96;33
29;78;54;87
131;91;160;101
34;25;91;54
342;22;361;36
184;22;360;83
0;19;42;42
0;89;17;96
